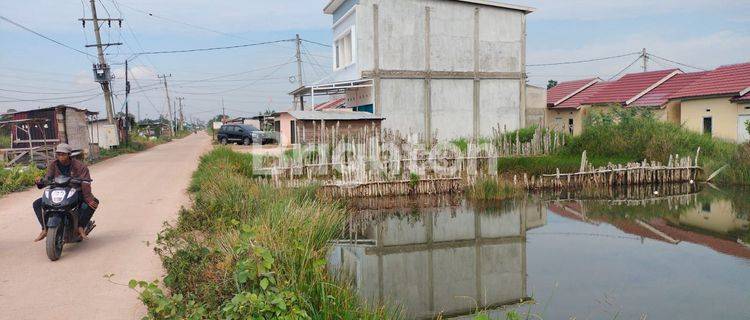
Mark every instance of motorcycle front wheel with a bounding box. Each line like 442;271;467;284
46;226;64;261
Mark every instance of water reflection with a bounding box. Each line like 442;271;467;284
329;187;750;319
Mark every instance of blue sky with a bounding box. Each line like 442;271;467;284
1;0;748;121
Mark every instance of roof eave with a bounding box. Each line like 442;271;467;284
324;0;535;15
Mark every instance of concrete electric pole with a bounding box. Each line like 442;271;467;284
81;0;122;124
176;97;185;132
642;48;648;72
158;74;174;136
295;34;303;89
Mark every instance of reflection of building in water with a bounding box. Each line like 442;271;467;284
547;194;750;259
673;199;749;235
329;200;546;319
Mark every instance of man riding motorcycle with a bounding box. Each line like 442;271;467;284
32;143;99;242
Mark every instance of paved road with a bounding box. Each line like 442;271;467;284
0;132;211;319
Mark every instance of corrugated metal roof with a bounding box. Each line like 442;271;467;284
671;62;750;99
283;110;384;121
584;69;680;105
553;82;608;109
735;92;750;102
546;78;599;106
630;72;708;107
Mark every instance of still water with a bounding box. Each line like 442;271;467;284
328;187;750;319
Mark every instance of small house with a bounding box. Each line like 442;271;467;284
2;105;99;164
274;110;384;146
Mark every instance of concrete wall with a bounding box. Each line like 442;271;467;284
352;0;525;140
330;4;360;83
681;97;750;142
545;107;586;135
525;84;546;127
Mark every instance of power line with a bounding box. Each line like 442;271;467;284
0;15;96;58
133;39;295;56
607;55;643;81
648;53;708;71
301;39;332;48
0;87;101;95
527;52;641;67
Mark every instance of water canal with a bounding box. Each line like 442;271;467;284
328;187;750;319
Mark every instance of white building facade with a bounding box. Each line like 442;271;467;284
308;0;533;141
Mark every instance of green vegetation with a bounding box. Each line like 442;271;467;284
0;134;10;149
491;108;749;185
132;147;394;319
0;165;44;196
745;120;750;137
467;177;520;201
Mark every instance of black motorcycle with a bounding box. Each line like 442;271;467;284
40;176;96;261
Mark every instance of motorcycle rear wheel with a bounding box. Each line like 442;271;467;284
46;226;64;261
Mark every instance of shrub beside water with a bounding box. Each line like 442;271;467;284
133;147;394;319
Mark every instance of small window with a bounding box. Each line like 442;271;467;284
335;31;353;69
568;119;574;134
701;202;711;213
703;117;712;136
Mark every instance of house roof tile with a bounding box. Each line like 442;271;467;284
671;62;750;99
553;82;609;109
546;78;598;106
583;69;680;105
630;72;709;107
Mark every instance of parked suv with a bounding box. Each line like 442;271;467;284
217;124;263;145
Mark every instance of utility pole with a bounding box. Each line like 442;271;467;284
137;101;140;123
158;74;174;136
642;48;648;72
124;59;131;145
295;34;303;89
173;100;178;134
81;0;122;124
176;97;185;132
222;97;226;122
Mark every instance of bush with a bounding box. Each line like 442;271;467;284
0;165;44;196
133;147;392;319
563;107;745;185
0;134;10;149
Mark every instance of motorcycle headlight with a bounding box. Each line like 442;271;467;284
51;190;66;204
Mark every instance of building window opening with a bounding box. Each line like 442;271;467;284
703;117;712;136
335;31;353;69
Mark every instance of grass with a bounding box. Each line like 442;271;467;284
466;176;521;201
0;165;44;196
0;134;10;149
490;108;750;185
132;147;396;319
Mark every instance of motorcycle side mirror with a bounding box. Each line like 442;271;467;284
36;163;47;170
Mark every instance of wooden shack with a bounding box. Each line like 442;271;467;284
1;105;99;165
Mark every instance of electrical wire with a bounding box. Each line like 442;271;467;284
648;53;708;71
0;15;96;58
607;55;643;81
527;52;641;67
302;39;332;48
0;87;101;95
133;39;295;56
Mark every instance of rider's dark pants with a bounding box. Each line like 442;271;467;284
33;198;94;230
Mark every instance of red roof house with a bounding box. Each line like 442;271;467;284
584;69;682;105
671;62;750;100
547;78;600;107
630;72;709;107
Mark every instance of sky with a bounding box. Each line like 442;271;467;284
1;0;748;121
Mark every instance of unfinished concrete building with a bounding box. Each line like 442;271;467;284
294;0;534;141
